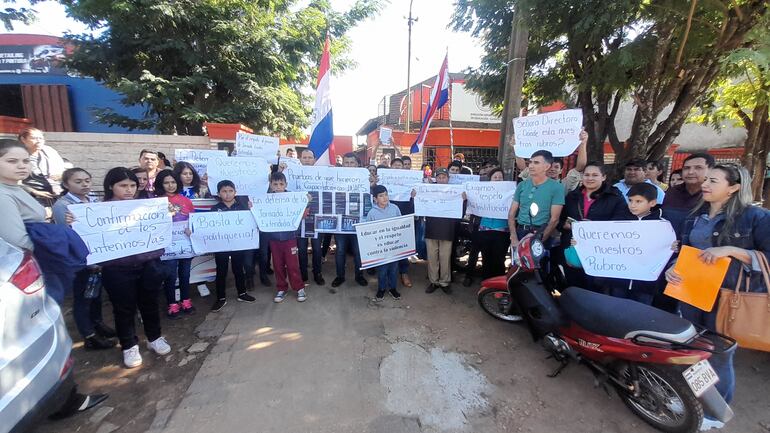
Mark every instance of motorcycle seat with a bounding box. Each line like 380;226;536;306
560;287;697;343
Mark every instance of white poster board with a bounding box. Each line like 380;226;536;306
189;211;260;253
448;173;480;185
250;192;309;232
377;169;423;201
235;131;280;163
174;149;228;176
161;221;195;260
69;198;173;265
355;215;416;270
206;156;271;197
572;220;676;281
465;181;517;219
282;165;370;193
513;109;583;158
413;184;465;219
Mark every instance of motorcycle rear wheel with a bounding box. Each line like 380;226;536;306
477;288;523;322
616;364;703;433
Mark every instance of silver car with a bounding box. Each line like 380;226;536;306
0;239;74;433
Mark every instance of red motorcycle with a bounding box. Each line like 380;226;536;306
477;205;735;433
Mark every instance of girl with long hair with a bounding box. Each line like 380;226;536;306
101;167;172;368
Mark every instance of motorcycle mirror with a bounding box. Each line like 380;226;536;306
530;203;540;217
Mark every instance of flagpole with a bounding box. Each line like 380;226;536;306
405;0;417;134
446;49;454;156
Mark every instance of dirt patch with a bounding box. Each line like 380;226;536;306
30;289;229;433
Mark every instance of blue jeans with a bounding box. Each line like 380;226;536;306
416;217;427;259
335;233;362;279
162;258;192;304
297;236;322;280
681;303;736;404
72;269;104;339
377;262;398;291
398;259;409;274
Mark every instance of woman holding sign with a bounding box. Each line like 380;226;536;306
560;162;630;289
100;167;172;368
173;161;210;199
665;164;770;422
477;168;512;279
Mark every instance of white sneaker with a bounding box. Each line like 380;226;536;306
147;336;171;355
274;291;286;303
297;289;307;302
123;345;142;368
700;418;725;431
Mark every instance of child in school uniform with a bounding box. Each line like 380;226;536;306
210;180;257;312
365;185;402;301
267;172;308;303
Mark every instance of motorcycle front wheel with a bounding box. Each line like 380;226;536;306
477;288;523;322
616;364;703;433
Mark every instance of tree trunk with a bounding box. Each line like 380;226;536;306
740;103;770;204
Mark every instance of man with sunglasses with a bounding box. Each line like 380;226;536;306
614;159;665;204
508;150;565;246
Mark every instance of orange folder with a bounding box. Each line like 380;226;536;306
664;245;731;312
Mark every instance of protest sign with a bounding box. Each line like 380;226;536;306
283;165;370;193
513;109;583;158
235;131;280;163
174;149;228;176
250;192;309;232
448;173;480;185
413;184;465;219
572;220;676;281
161;221;195;260
189;211;259;253
280;166;372;235
206;156;271;197
377;169;423;201
69;198;173;265
465;181;517;219
355;215;416;270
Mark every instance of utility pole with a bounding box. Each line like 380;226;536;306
405;0;417;133
498;7;529;179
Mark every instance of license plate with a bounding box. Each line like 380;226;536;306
683;360;719;397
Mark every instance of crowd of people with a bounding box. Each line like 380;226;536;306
1;126;768;429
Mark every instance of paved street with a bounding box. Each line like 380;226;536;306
147;267;770;433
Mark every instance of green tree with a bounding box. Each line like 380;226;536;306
60;0;381;136
692;23;770;202
1;0;38;31
452;0;768;166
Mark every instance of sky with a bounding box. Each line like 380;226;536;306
9;0;485;141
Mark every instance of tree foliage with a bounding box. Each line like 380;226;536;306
452;0;769;167
1;0;38;31
692;20;770;201
60;0;381;136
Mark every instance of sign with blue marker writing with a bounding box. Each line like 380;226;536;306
161;221;195;260
513;109;583;158
572;220;676;281
189;210;259;253
68;197;173;265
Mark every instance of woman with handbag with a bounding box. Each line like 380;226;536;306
18;127;66;208
665;164;770;425
559;162;630;289
52;167;116;350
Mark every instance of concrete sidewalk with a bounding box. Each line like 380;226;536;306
157;269;768;433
